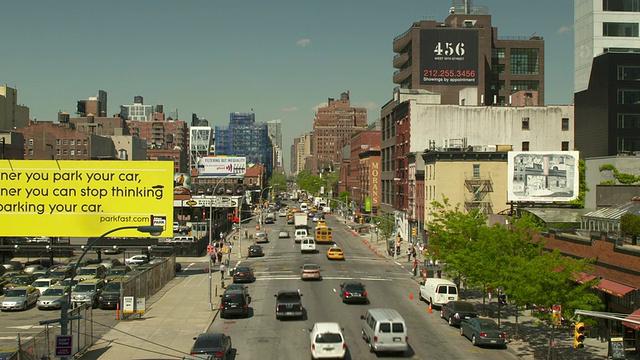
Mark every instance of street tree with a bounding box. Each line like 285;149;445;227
268;171;287;195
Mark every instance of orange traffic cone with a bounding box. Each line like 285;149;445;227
116;302;120;320
409;294;413;300
428;304;433;314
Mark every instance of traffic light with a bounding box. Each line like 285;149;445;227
412;227;417;236
360;217;364;224
574;322;585;349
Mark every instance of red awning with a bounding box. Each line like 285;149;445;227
573;272;597;284
594;279;635;297
623;308;640;331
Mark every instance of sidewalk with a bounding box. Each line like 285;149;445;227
349;223;611;360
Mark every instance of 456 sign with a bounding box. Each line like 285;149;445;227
433;41;465;57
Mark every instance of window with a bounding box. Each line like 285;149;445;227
70;149;75;156
63;139;67;145
70;139;75;145
510;80;539;92
473;164;480;178
28;149;33;155
522;141;530;151
618;89;640;104
618;137;640;153
492;48;505;58
56;149;60;156
562;141;570;151
618;65;640;80
510;48;540;74
63;149;67;155
604;0;640;11
522;117;530;130
603;22;639;37
28;139;33;146
562;118;570;131
56;139;61;145
618;114;640;128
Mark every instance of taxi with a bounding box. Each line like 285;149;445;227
326;245;345;260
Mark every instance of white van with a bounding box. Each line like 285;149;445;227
299;203;309;212
360;308;408;354
301;237;316;253
419;278;458;307
294;229;308;243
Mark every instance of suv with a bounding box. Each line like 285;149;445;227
3;273;36;293
48;266;75;282
219;290;251;318
71;279;106;308
97;279;125;310
76;264;107;282
274;289;304;320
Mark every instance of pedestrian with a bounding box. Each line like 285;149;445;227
412;258;419;276
406;248;412;262
210;254;216;265
244;228;248;239
219;231;224;241
216;250;223;265
436;268;442;278
411;247;417;261
487;286;493;302
219;263;225;280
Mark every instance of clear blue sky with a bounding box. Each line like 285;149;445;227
1;0;574;172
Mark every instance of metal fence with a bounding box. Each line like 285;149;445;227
9;255;177;359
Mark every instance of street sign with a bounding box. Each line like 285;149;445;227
186;200;197;206
55;335;73;356
123;296;135;314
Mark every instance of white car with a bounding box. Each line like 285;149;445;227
309;322;346;359
125;255;149;265
31;278;58;295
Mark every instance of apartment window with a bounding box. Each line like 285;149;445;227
562;118;570;131
63;139;67;145
56;139;61;145
522;117;530;130
562;142;570;151
522;141;530;151
618;137;640;153
70;149;75;156
28;149;33;156
510;80;539;92
618;89;640;104
70;139;75;145
56;149;60;156
28;139;33;146
510;48;540;75
604;0;640;11
618;65;640;81
62;149;67;155
473;164;481;178
603;22;639;37
618;114;640;128
493;64;505;75
491;48;505;59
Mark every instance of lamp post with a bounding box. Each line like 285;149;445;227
208;174;235;311
258;186;272;225
59;225;162;353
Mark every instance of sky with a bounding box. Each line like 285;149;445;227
1;0;574;172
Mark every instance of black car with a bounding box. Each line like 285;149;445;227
225;284;249;298
97;281;122;310
248;245;264;257
231;267;255;283
441;300;479;327
219;290;250;318
339;281;368;304
190;333;232;358
264;216;275;224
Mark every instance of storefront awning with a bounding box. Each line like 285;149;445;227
594;279;636;297
573;272;597;284
623;308;640;331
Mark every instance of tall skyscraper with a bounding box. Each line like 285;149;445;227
312;91;367;174
215;112;273;175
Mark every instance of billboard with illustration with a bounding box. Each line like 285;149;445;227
507;151;579;202
196;156;246;178
0;160;173;237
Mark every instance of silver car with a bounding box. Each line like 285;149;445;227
37;285;69;310
1;286;39;311
71;280;105;308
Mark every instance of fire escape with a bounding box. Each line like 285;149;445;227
464;172;493;214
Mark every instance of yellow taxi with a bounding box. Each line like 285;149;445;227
326;245;344;260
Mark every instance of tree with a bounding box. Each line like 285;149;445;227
268;171;287;195
373;211;395;246
621;212;640;245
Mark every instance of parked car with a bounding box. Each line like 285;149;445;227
23;264;46;274
125;254;150;265
0;271;24;294
31;278;58;294
189;333;232;358
36;285;69;310
460;318;507;347
278;229;290;238
99;258;121;270
105;266;132;282
103;246;124;255
300;264;321;281
340;281;368;304
309;322;347;360
231;267;255;283
1;286;39;311
97;280;124;310
441;301;479;327
254;232;269;244
3;273;37;293
248;245;264;257
48;266;75;282
75;264;107;282
71;279;106;308
1;261;23;271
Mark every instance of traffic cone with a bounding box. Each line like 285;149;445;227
116;302;120;320
428;304;433;314
409;294;413;300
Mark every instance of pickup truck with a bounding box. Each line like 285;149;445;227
274;289;303;320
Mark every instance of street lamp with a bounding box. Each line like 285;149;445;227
208;174;235;311
258;186;273;225
59;225;162;345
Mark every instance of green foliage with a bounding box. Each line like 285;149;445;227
566;158;588;207
373;211;395;243
338;191;351;205
324;170;340;189
600;180;615;185
267;171;288;195
598;163;640;184
621;213;640;236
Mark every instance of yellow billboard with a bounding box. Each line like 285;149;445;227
0;160;173;237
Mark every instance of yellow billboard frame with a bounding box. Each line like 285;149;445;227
0;160;173;237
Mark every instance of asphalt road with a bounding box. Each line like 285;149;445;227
204;216;520;360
